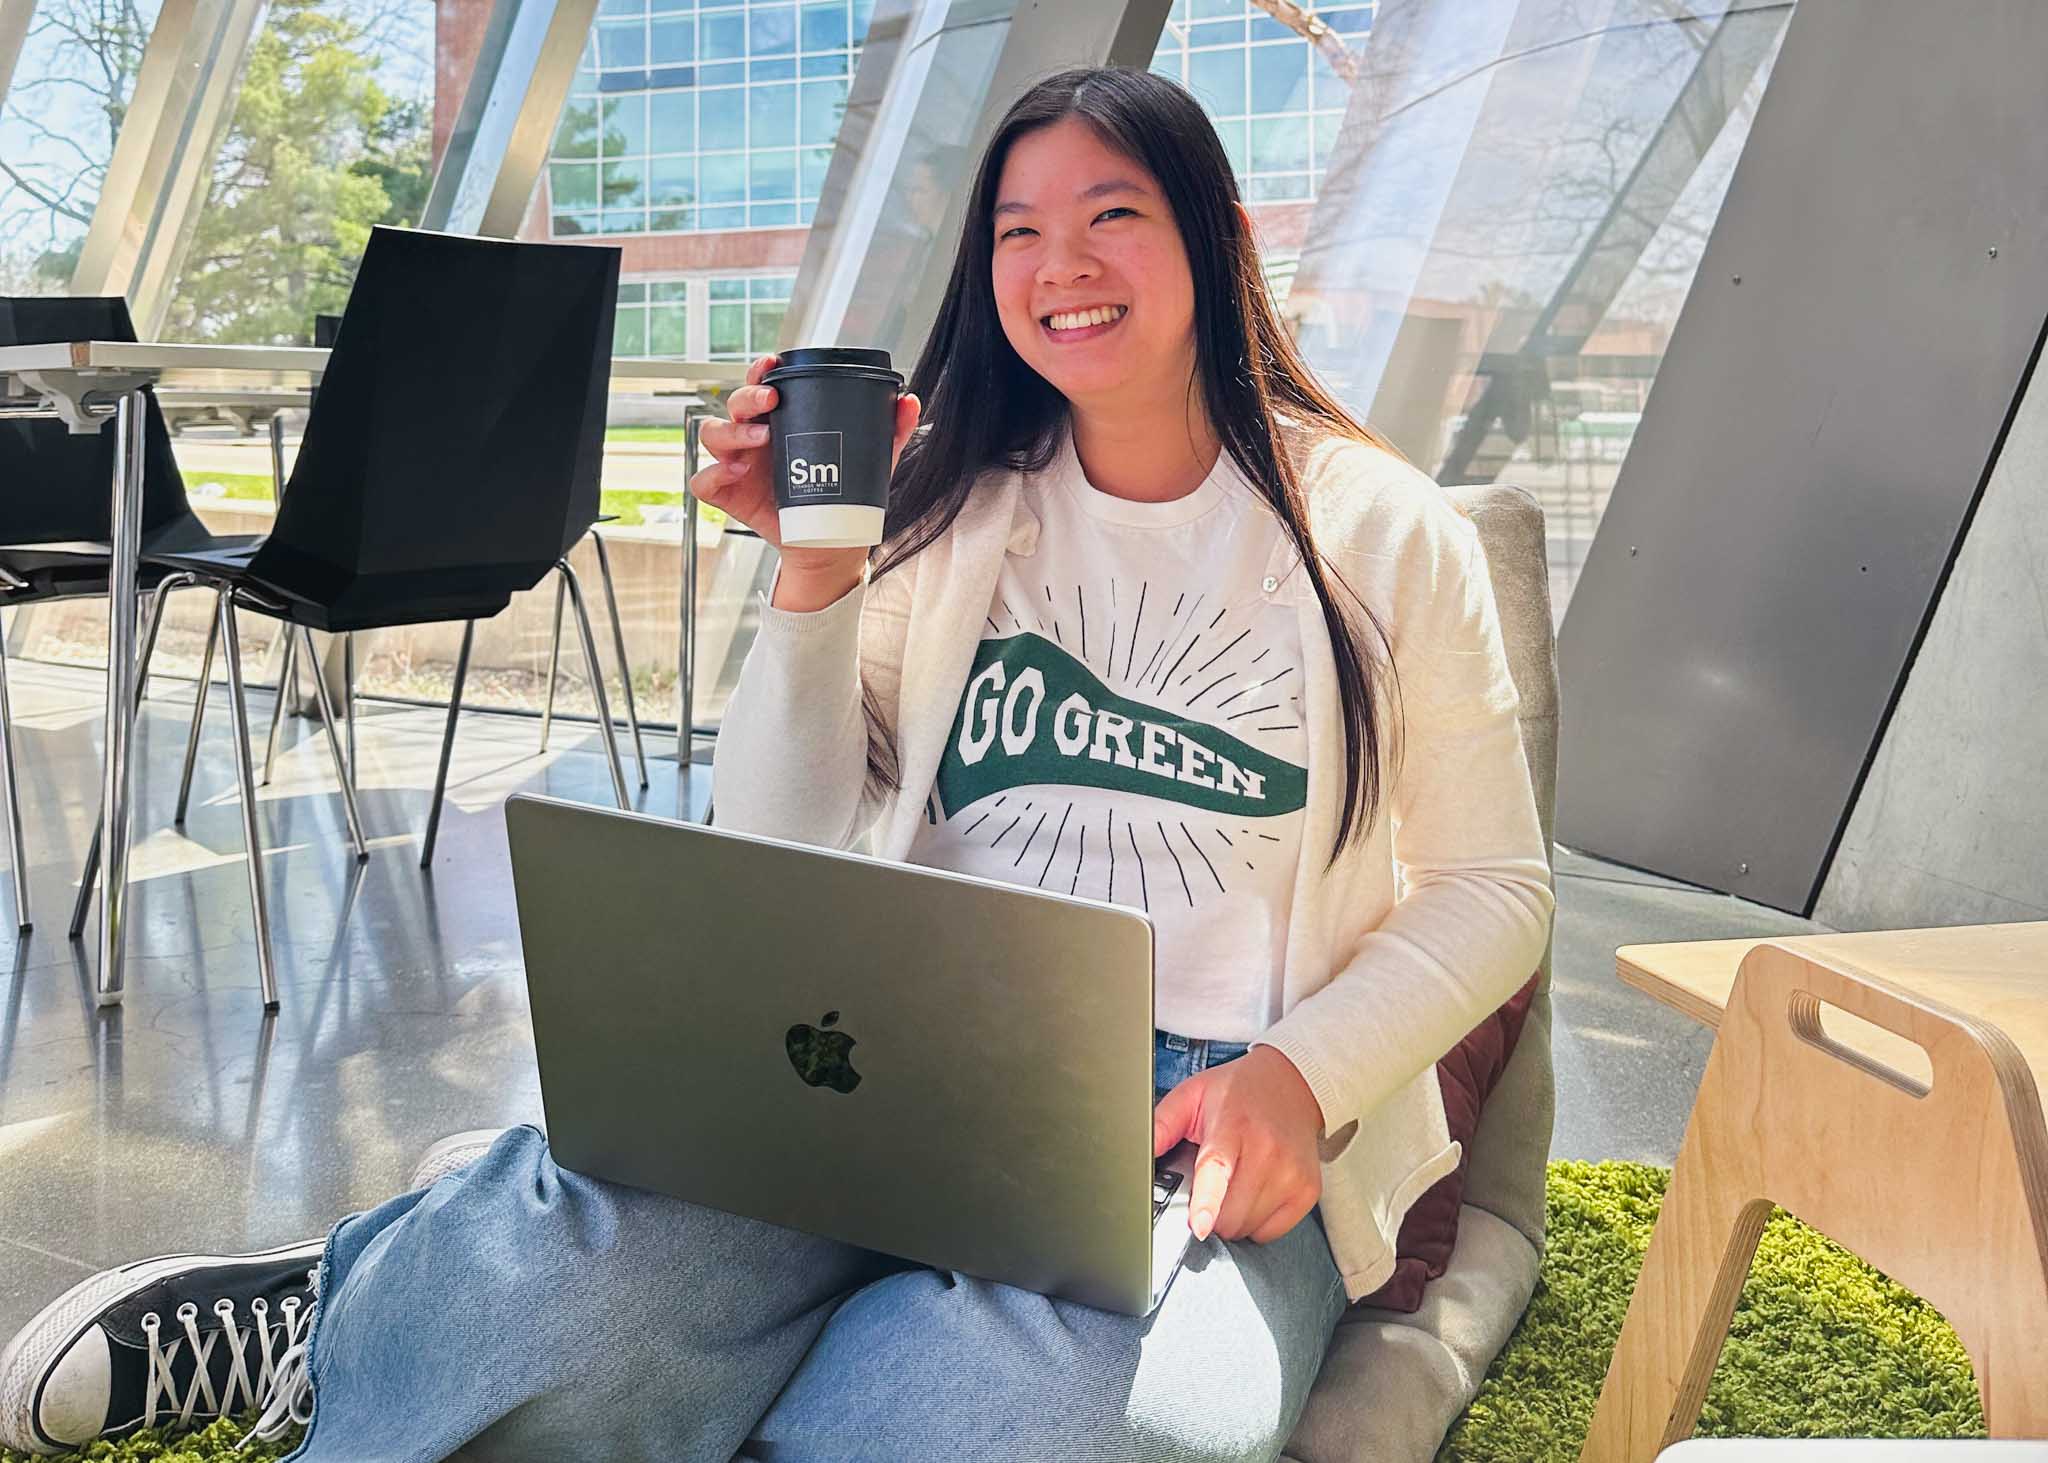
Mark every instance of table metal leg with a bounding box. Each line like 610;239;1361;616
420;620;473;870
95;390;146;1007
539;572;565;753
678;406;708;793
560;560;630;810
174;592;221;823
591;530;648;789
218;599;278;1010
299;627;368;861
263;626;297;785
0;625;31;933
70;573;192;939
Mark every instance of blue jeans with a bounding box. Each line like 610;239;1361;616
284;1032;1346;1463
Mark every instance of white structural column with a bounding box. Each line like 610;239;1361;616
781;0;1173;364
0;0;35;111
68;0;270;339
421;0;602;237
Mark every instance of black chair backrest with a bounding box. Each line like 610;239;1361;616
245;227;618;630
0;296;189;546
305;312;343;415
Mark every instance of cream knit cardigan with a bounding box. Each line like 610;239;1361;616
712;430;1555;1301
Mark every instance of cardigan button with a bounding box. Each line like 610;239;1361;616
1262;575;1279;593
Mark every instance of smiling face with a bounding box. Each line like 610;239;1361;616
989;116;1199;416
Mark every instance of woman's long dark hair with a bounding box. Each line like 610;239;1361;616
869;65;1404;868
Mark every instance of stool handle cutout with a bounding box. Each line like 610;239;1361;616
1788;990;1933;1098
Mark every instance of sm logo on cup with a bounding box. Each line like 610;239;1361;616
784;431;844;499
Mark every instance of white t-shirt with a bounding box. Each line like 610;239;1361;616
908;431;1309;1041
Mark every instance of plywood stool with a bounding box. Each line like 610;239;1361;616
1581;940;2048;1462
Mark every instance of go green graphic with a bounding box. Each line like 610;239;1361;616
935;633;1306;820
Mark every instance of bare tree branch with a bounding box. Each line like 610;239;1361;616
1245;0;1360;84
0;158;96;224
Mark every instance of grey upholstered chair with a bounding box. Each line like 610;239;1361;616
1283;481;1560;1463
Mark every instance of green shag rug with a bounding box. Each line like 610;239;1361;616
2;1161;1983;1463
1439;1161;1982;1460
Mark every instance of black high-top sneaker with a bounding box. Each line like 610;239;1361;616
0;1239;325;1454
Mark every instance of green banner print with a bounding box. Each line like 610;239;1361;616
935;633;1306;820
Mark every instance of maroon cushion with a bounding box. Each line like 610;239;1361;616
1358;969;1541;1312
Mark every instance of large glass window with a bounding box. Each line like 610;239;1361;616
0;0;441;693
706;274;794;360
615;278;691;358
548;0;871;236
1283;0;1792;619
1149;1;1374;207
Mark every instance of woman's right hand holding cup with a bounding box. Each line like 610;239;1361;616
691;353;920;612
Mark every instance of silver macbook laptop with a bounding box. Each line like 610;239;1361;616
505;793;1200;1317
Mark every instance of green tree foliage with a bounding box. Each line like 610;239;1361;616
354;97;435;229
163;0;429;343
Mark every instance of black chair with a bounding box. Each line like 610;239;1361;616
268;308;649;801
0;296;270;932
76;227;624;1005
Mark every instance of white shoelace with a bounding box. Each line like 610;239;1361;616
242;1338;313;1445
131;1273;315;1440
243;1262;319;1448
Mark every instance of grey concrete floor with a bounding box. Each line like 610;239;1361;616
0;656;1826;1339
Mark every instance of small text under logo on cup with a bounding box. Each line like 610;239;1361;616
785;431;845;499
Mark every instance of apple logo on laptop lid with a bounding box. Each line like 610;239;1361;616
786;1011;862;1093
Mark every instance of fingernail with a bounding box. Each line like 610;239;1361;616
746;424;770;443
729;458;750;475
1193;1209;1212;1239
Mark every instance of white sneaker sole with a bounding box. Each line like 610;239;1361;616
408;1128;516;1192
0;1237;326;1455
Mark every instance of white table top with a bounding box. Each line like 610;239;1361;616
0;340;744;398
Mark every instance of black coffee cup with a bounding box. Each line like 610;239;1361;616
761;347;904;549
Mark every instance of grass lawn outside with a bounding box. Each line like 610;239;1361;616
604;425;685;446
183;472;721;530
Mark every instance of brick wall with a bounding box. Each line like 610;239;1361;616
433;0;497;164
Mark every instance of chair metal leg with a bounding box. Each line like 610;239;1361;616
590;531;648;789
343;632;356;792
420;620;473;869
258;620;288;690
298;627;368;861
218;598;278;1010
559;560;630;810
0;627;32;933
68;574;190;940
262;623;297;785
132;584;168;704
538;573;565;753
65;828;96;940
173;593;222;824
268;414;286;497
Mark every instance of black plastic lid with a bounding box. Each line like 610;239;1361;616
774;346;893;371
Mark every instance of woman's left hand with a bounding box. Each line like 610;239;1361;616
1152;1046;1325;1245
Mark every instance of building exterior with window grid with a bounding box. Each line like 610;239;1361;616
433;1;1376;361
1147;1;1370;204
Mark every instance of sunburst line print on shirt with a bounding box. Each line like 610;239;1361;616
907;434;1311;1036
